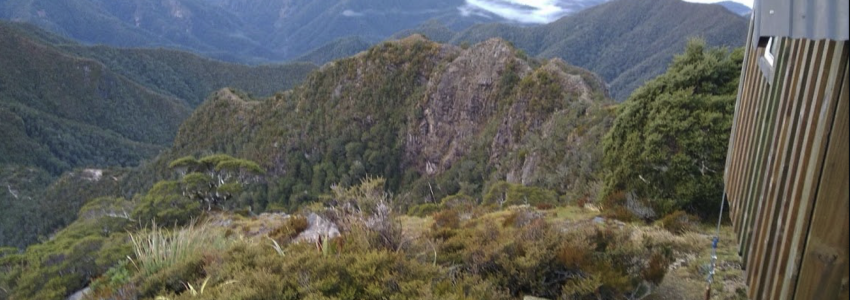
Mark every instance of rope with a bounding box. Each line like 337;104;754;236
704;194;726;300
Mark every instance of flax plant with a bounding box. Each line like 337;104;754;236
129;221;229;277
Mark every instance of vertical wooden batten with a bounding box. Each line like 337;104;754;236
724;13;849;299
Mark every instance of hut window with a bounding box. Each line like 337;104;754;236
758;37;778;82
764;37;778;65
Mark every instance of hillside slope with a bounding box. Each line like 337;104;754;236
0;23;189;173
0;21;314;249
0;21;314;174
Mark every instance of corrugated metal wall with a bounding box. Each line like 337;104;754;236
724;14;849;300
754;0;849;43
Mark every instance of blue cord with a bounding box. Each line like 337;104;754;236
707;194;725;290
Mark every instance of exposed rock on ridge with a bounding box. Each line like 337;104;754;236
166;36;613;206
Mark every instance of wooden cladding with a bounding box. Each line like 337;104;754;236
724;23;849;300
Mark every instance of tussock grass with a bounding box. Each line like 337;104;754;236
129;221;229;277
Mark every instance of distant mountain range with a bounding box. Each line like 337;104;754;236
392;0;749;100
716;1;752;16
0;0;608;63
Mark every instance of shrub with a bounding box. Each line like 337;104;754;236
483;181;558;207
556;242;591;270
642;251;670;285
407;203;440;217
602;205;637;223
431;209;460;230
659;210;700;235
576;196;589;209
534;203;554;210
132;181;201;227
137;254;206;298
89;260;136;299
501;207;543;228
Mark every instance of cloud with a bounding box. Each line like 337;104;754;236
459;0;574;24
341;10;364;17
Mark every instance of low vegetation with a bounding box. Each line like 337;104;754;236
1;178;734;300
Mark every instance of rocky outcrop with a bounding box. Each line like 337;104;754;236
406;38;608;180
296;213;341;242
410;39;530;175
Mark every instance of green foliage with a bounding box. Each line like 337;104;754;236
89;259;133;295
168;154;264;211
601;39;743;218
407;203;441;217
0;166;128;249
129;223;229;279
132;181;202;226
0;21;312;250
125;37;613;220
0;199;133;300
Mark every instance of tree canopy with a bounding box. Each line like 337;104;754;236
601;39;743;218
169;154;264;211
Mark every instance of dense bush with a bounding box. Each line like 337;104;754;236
602;39;743;218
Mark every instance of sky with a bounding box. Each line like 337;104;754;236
461;0;753;24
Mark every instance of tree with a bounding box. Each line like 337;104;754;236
601;39;743;218
168;154;264;211
131;181;200;225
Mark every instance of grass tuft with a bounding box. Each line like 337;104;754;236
129;221;228;277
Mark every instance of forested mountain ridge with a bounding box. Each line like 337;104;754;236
0;21;314;249
136;35;614;214
0;21;314;175
0;22;190;173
